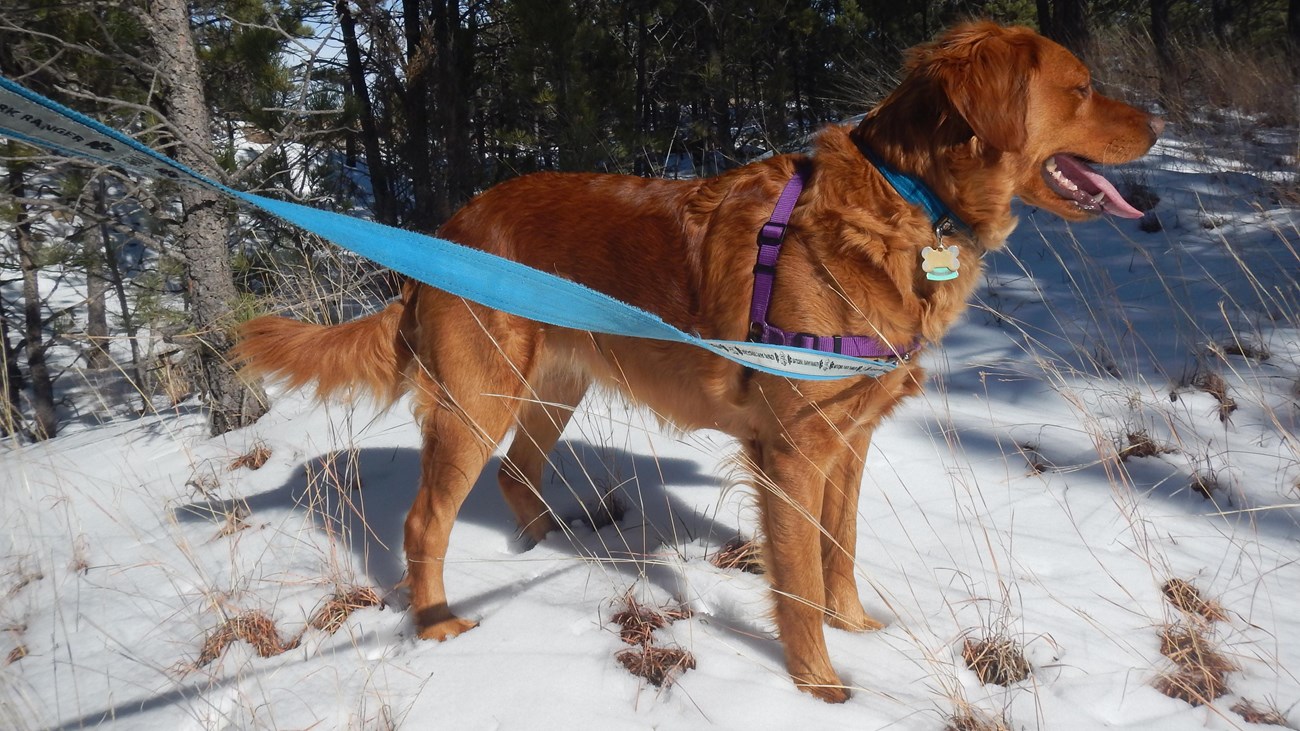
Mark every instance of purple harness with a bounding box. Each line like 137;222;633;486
748;165;916;360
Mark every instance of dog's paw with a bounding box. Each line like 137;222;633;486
824;597;886;632
825;606;886;633
794;675;851;704
417;616;479;642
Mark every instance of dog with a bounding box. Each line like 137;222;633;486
234;21;1160;702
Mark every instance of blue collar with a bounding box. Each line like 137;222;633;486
857;142;968;240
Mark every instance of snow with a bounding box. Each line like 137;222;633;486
2;127;1299;730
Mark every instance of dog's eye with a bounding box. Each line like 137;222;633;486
1074;83;1092;99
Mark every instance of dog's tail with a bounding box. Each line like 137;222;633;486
233;300;409;405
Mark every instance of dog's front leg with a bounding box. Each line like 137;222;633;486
820;429;885;632
756;443;850;703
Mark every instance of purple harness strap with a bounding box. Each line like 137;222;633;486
748;164;915;360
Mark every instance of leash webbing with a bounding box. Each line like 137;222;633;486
0;76;901;380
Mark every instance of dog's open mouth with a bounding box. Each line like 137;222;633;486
1042;154;1145;218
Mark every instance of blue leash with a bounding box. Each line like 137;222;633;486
0;76;901;381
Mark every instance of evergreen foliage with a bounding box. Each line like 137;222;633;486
0;0;1295;438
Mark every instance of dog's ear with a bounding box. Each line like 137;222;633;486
924;24;1039;152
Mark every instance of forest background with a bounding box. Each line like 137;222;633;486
0;0;1296;439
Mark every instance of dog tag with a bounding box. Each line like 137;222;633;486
921;245;960;281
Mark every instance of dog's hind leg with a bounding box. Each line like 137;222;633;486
403;304;539;642
498;366;591;544
819;429;885;633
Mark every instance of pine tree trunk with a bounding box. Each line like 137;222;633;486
431;0;475;221
338;0;397;225
1;302;25;438
8;151;58;440
1051;0;1090;59
84;179;112;371
1151;0;1175;102
1290;0;1300;163
402;0;437;230
1211;0;1234;47
633;5;651;176
95;177;150;409
1288;0;1300;78
144;0;266;435
1036;0;1053;40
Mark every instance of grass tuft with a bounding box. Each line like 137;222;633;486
1155;666;1232;707
5;568;44;600
1017;442;1053;475
615;645;696;688
961;636;1031;686
1161;579;1227;622
1191;472;1224;501
1231;699;1292;727
5;645;27;665
1215;338;1271;363
1154;622;1236;706
1121;431;1176;461
610;594;695;688
196;610;299;668
609;595;692;646
709;535;765;574
229;441;272;471
307;586;383;635
945;707;1012;731
1191;371;1238;421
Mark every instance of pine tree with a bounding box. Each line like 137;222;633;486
141;0;268;435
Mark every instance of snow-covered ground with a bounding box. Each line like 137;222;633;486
2;124;1298;730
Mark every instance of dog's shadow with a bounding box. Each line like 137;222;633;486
177;439;744;600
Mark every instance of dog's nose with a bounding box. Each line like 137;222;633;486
1149;115;1166;139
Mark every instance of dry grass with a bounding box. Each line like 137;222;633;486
2;622;26;667
216;503;251;538
1155;666;1233;707
186;471;221;499
229;441;272;471
312;450;364;492
1216;338;1271;363
68;535;90;574
1190;471;1222;501
615;645;696;688
961;636;1030;687
155;352;193;407
609;595;692;647
945;707;1012;731
307;586;383;635
1016;442;1053;475
1191;371;1237;421
1120;431;1176;461
196;611;299;668
1154;622;1237;706
5;645;27;665
1162;579;1227;622
709;535;765;574
610;594;695;688
5;567;43;600
1231;699;1292;727
1091;26;1295;127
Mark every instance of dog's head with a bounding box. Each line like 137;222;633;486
862;22;1161;223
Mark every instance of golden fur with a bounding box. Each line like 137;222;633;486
234;22;1160;701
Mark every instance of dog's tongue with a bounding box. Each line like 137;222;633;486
1052;154;1146;218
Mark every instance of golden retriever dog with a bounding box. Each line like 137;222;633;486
234;21;1161;702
